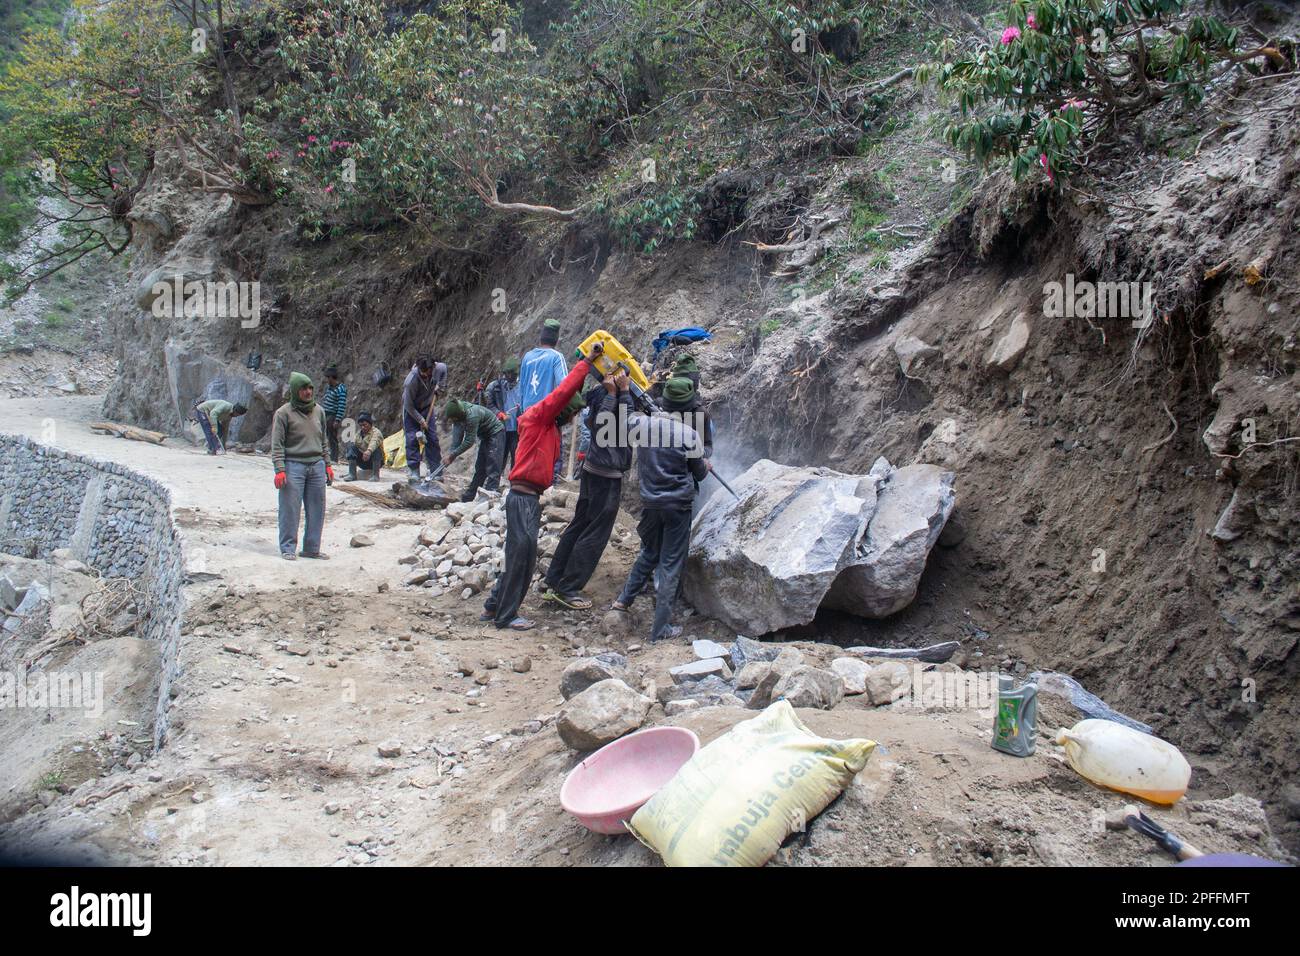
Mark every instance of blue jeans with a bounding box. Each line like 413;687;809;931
194;410;221;453
403;410;440;474
617;507;693;641
278;459;327;555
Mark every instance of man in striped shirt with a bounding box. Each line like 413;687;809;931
321;364;348;463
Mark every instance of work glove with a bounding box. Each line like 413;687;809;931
325;465;334;485
274;472;287;490
577;452;586;462
496;411;507;421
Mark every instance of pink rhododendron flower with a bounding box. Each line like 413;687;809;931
324;185;334;194
307;135;317;143
1026;14;1037;29
1001;26;1021;44
1039;153;1055;182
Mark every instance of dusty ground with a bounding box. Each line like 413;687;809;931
0;395;1289;866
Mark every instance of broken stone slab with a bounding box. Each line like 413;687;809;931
734;661;770;690
419;515;456;547
560;652;629;700
845;640;960;663
729;635;779;672
1030;671;1152;734
670;658;732;684
557;679;653;751
685;459;954;634
822;464;957;618
692;639;731;663
772;666;845;710
830;657;872;695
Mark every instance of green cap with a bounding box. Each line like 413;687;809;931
288;371;315;413
559;391;585;422
663;376;695;405
672;354;699;374
443;399;465;421
502;357;520;374
543;318;562;331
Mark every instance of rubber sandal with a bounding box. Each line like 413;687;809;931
504;617;534;631
280;552;297;561
299;552;331;560
610;601;629;612
478;611;495;622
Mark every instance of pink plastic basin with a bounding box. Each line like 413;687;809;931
560;726;700;834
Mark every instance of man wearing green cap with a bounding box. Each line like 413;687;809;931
442;398;506;501
660;375;714;460
271;372;334;560
484;357;522;470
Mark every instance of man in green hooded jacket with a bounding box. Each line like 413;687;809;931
443;398;505;501
271;372;334;560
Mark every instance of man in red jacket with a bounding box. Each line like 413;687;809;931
482;342;602;630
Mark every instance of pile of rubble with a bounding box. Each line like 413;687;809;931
396;488;578;598
552;637;963;752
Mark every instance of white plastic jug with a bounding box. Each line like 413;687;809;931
1055;719;1190;805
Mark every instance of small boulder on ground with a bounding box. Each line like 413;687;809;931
560;652;629;700
772;666;845;710
350;534;375;548
831;657;872;695
669;657;731;684
864;661;913;706
557;679;653;751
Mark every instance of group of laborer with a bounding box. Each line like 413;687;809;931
232;319;713;640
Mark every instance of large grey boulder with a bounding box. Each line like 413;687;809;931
685;459;955;633
556;679;653;751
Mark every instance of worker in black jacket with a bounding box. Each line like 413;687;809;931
543;370;634;609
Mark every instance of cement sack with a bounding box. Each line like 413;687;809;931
628;700;874;866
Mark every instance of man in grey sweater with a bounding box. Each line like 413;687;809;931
611;411;709;641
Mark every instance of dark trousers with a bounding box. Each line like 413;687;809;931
503;430;518;471
617;507;693;641
403;410;440;473
461;430;505;501
326;416;342;462
346;442;382;476
545;471;621;596
484;490;540;627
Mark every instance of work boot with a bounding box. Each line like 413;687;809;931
407;465;421;482
345;462;358;482
369;465;382;482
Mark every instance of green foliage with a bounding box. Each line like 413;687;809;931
920;0;1256;183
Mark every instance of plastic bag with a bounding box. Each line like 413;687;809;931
383;430;406;469
628;700;874;867
1055;719;1190;804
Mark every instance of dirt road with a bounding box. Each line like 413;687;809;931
0;396;1287;866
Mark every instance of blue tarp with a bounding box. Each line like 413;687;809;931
652;327;712;355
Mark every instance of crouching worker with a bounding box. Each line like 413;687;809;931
345;412;384;481
194;398;247;454
482;342;602;631
442;398;505;501
272;372;334;561
542;369;633;610
611;409;708;641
